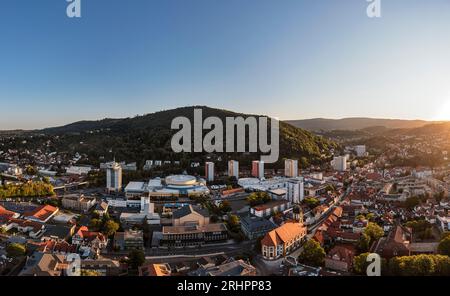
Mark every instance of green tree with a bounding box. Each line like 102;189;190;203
366;213;376;221
353;253;370;275
404;196;421;210
127;249;145;270
227;214;241;233
438;236;450;256
0;227;6;234
246;192;271;206
303;197;320;209
102;220;120;237
81;270;102;276
25;165;37;176
6;243;26;257
219;200;232;213
388;255;450;276
298;240;325;267
357;233;371;252
89;218;102;230
364;222;384;242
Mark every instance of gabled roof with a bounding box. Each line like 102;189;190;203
172;205;209;219
74;226;106;242
24;205;58;222
326;245;356;263
0;205;18;219
261;221;306;247
20;252;68;276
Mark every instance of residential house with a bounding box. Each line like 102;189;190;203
324;245;356;272
94;201;109;217
372;225;411;259
72;226;107;257
19;252;70;276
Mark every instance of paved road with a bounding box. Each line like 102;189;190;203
101;240;255;260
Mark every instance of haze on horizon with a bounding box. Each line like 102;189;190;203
1;0;450;130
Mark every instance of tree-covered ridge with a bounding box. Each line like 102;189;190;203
3;106;339;168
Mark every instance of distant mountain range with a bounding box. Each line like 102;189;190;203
285;118;439;131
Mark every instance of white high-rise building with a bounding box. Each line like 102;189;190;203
332;156;347;172
106;161;122;192
228;160;239;178
284;159;298;178
205;162;215;181
355;145;367;157
141;195;155;215
286;178;304;203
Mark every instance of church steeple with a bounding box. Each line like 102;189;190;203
293;205;303;224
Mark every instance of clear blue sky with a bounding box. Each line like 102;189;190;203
1;0;450;129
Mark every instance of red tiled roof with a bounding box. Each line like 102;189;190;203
8;218;44;232
326;245;356;264
75;226;106;242
313;230;324;245
0;205;16;217
261;221;306;247
24;205;58;222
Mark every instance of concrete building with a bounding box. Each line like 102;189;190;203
286;178;304;203
106;161;122;192
61;194;96;213
250;200;291;218
228;160;239;178
65;166;92;175
205;162;215;182
331;156;347;172
119;196;161;225
124;175;210;202
354;145;367;157
284;159;298;178
252;160;264;179
161;223;228;247
172;205;210;227
114;230;144;251
160;205;227;247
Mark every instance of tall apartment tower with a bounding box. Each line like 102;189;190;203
284;159;299;178
106;161;122;192
228;160;239;178
286;178;304;204
205;162;215;182
252;160;265;179
355;145;367;157
331;156;347;172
